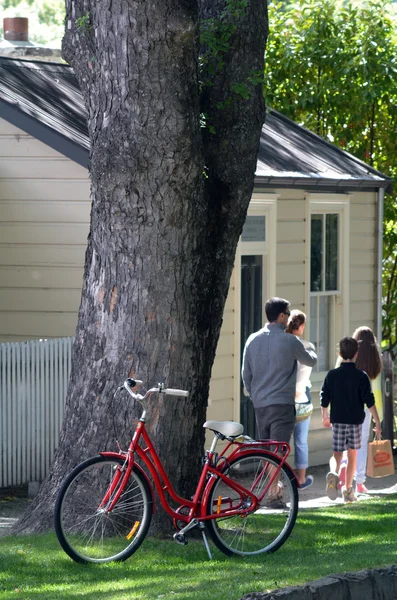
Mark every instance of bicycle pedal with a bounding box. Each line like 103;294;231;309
173;533;188;545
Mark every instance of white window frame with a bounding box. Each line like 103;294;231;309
305;193;350;381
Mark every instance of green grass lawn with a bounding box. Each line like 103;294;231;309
1;495;396;600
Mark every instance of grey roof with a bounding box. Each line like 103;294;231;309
0;57;89;166
258;111;392;191
0;56;392;192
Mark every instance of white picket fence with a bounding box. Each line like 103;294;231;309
0;337;73;488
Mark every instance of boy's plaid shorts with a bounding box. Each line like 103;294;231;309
332;422;362;452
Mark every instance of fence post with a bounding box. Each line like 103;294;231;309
382;351;395;447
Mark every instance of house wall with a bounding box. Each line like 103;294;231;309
0;118;380;467
207;188;378;465
241;187;377;466
0;118;90;342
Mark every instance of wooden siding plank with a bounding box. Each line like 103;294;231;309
350;219;375;235
219;309;234;334
349;302;374;322
0;312;78;338
350;250;375;267
0;245;86;267
0;266;84;289
350;235;375;251
216;333;234;355
211;355;234;379
277;200;305;220
350;319;376;334
207;399;234;421
0;223;89;245
276;263;305;284
277;242;305;264
350;284;375;303
275;286;305;308
209;377;234;400
350;191;376;206
277;221;305;242
0;119;28;135
0;158;88;179
0;289;81;312
0;201;91;223
0;179;90;200
350;267;376;282
0;136;66;158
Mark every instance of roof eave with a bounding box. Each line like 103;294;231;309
0;98;90;168
254;174;393;194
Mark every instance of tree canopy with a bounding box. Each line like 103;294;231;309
265;0;397;355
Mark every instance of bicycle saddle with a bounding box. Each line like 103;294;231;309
203;420;244;437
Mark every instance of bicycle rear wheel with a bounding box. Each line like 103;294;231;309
54;455;153;563
206;452;298;556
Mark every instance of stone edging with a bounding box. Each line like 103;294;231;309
240;565;397;600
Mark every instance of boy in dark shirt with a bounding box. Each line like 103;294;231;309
320;337;381;503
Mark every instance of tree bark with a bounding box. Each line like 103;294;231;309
15;0;267;535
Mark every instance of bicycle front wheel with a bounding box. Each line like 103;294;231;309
206;452;298;556
54;455;153;563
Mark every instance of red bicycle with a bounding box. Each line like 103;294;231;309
54;378;298;563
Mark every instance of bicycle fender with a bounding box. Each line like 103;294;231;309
201;449;298;514
99;451;156;512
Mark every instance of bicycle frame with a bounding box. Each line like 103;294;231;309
100;417;295;525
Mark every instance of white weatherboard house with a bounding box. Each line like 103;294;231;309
0;57;392;485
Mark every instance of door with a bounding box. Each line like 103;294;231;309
240;255;263;438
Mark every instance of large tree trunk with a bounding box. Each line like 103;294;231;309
15;0;267;535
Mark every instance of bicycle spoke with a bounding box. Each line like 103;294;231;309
55;457;152;563
206;453;298;556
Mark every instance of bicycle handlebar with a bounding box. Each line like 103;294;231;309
162;388;189;397
123;379;189;398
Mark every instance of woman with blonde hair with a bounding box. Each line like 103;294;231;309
286;310;315;489
337;326;382;493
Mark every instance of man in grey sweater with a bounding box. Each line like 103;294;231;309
242;297;317;446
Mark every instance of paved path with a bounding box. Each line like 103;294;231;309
1;457;396;537
297;457;397;509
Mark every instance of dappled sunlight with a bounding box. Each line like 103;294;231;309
1;498;397;600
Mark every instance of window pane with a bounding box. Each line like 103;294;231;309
309;295;318;358
311;215;323;291
318;296;331;371
310;294;333;372
326;214;338;291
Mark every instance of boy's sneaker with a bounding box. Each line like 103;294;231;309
356;483;369;494
343;486;358;503
325;472;339;500
337;465;346;491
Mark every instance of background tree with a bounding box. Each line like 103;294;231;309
265;0;397;356
15;0;268;535
0;0;65;46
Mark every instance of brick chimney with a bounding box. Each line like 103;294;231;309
1;16;62;62
3;17;29;42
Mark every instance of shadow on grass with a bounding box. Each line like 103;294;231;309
0;495;396;600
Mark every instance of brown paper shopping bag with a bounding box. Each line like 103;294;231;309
367;438;395;478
